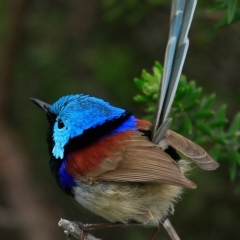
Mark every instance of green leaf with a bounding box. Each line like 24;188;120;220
142;71;153;82
217;9;240;27
228;156;237;181
200;94;216;109
133;95;150;103
192;110;214;119
228;148;240;165
211;145;221;159
182;117;193;134
196;122;212;136
134;78;144;89
214;104;228;127
211;134;227;145
154;61;163;72
173;101;184;111
208;3;227;12
217;104;227;118
228;0;238;23
184;100;199;111
209;119;229;128
229;112;240;134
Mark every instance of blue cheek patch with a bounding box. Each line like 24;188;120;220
52;121;71;159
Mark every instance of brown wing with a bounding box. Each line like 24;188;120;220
80;131;196;189
166;130;219;170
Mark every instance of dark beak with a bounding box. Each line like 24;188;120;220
30;98;51;112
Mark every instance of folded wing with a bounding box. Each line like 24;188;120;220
78;131;196;189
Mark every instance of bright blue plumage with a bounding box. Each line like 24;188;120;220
110;115;137;134
59;160;77;188
49;94;129;159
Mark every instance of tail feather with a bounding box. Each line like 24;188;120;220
152;0;219;171
153;0;198;137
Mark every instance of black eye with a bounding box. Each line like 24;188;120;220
58;119;65;129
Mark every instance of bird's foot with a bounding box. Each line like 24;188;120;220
148;226;160;240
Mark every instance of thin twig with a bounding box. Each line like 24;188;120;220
59;219;101;240
163;219;180;240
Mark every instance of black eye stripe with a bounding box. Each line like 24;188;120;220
58;119;65;129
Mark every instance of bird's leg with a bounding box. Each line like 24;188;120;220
77;221;125;231
148;226;160;240
77;221;142;231
77;221;142;239
79;228;87;240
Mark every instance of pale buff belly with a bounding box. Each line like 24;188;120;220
73;180;183;226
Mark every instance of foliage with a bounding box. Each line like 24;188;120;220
102;0;240;26
211;0;240;26
102;0;167;24
134;62;240;180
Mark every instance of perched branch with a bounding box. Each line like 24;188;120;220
59;219;101;240
163;219;180;240
58;218;180;240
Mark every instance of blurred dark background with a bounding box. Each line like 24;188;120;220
0;0;240;240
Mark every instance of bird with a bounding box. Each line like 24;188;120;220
31;0;219;239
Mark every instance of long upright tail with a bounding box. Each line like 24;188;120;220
152;0;219;171
152;1;218;239
152;0;198;138
152;2;198;240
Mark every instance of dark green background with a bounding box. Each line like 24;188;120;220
0;1;240;240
